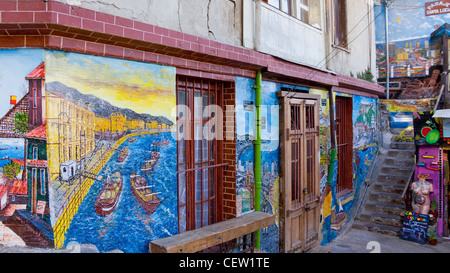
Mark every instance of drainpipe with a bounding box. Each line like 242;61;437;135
254;70;262;249
327;87;336;186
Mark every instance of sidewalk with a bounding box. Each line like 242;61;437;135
313;227;450;253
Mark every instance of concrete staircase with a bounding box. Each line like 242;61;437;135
352;133;415;236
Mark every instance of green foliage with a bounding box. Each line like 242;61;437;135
356;66;375;83
428;226;436;240
13;112;29;134
3;161;20;180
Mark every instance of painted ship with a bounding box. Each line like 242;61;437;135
141;150;160;172
95;171;123;216
130;171;161;215
152;139;169;146
129;137;137;143
118;146;129;162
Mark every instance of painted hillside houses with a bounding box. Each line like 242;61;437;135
0;0;384;253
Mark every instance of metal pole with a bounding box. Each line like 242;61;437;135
384;0;390;99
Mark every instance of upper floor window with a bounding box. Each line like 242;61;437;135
264;0;320;28
333;0;348;48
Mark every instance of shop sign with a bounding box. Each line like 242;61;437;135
425;0;450;16
400;211;429;244
36;200;46;216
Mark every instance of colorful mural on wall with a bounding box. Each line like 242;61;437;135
375;0;448;79
235;77;281;253
321;94;379;245
413;111;441;145
44;50;177;252
0;49;49;247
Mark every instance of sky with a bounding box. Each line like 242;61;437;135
0;49;44;118
45;50;177;122
375;0;450;43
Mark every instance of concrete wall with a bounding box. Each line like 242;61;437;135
243;0;327;69
55;0;243;46
326;0;377;78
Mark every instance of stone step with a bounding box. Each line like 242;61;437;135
372;182;406;195
352;220;401;237
376;174;410;185
363;200;405;217
368;191;404;206
380;167;412;176
390;142;415;150
386;150;415;158
376;174;409;185
383;158;415;168
356;211;403;228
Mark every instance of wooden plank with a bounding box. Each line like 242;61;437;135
149;211;275;253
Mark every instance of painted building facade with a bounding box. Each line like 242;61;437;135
0;0;384;253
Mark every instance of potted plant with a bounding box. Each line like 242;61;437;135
430;197;438;219
428;226;437;245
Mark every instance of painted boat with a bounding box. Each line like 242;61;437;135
95;171;123;216
118;146;129;162
129;137;137;143
141;150;160;172
152;139;169;146
130;171;161;215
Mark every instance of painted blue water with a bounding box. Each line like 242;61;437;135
0;138;25;168
63;132;178;253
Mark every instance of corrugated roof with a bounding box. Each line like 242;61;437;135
25;62;45;79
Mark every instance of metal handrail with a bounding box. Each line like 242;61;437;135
401;169;415;210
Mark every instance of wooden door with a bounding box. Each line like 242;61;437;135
335;96;353;193
280;94;321;253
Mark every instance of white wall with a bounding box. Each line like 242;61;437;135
244;0;327;69
56;0;243;47
326;0;377;78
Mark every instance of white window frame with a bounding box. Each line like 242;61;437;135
266;0;310;24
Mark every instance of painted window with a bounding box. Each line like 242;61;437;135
176;76;224;233
40;169;46;195
33;146;38;160
33;88;37;108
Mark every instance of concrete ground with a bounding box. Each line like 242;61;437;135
314;227;450;253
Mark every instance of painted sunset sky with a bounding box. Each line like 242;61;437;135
45;50;176;122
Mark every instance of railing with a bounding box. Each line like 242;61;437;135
401;169;415;211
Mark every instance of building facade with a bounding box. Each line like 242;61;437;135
0;0;384;252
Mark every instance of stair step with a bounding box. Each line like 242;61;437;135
364;201;405;216
357;211;403;228
376;174;410;185
386;150;415;158
368;191;404;205
383;158;415;168
372;182;406;195
380;167;412;176
352;220;401;237
390;142;415;150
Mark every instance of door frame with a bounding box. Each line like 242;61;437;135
278;91;321;253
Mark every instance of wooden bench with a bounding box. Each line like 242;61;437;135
149;211;276;253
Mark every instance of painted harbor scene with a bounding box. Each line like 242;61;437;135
44;50;178;252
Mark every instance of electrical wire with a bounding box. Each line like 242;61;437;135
305;0;396;81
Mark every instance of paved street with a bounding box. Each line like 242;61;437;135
315;227;450;253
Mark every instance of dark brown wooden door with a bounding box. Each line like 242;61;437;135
335;96;353;193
